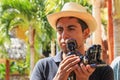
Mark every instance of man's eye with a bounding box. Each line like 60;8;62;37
57;29;63;33
69;28;75;30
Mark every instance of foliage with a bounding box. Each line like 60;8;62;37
0;64;5;79
10;60;29;75
79;0;92;13
0;0;57;57
0;60;29;79
0;0;92;57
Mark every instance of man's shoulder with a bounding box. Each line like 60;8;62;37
34;57;55;70
97;64;112;69
37;57;54;64
94;65;113;74
90;65;114;80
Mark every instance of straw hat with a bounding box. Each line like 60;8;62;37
47;2;97;33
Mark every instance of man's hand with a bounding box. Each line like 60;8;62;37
74;63;95;80
53;55;80;80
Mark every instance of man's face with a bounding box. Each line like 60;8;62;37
56;17;89;53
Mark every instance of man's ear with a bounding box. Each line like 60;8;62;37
83;28;90;39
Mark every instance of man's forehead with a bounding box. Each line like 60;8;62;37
56;17;79;25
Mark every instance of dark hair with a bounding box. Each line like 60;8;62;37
56;17;88;32
69;17;88;32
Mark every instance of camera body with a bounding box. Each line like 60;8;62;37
66;39;107;67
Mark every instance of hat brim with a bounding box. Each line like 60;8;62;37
47;11;97;33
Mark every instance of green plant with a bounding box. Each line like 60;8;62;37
10;60;29;75
0;64;6;79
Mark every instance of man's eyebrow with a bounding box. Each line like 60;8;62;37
56;25;63;29
68;25;76;28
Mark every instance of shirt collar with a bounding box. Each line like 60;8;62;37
53;51;62;62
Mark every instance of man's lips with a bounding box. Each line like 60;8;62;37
61;43;66;47
60;39;68;46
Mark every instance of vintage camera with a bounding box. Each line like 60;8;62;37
66;38;107;67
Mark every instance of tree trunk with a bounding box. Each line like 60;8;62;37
92;0;102;45
29;26;36;75
107;0;114;64
92;0;103;59
51;39;56;56
6;59;10;80
112;0;120;58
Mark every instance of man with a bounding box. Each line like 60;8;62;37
30;2;114;80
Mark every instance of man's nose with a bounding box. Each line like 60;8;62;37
61;31;69;39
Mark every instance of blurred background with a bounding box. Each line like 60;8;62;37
0;0;120;80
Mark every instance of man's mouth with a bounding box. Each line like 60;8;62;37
61;43;66;46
